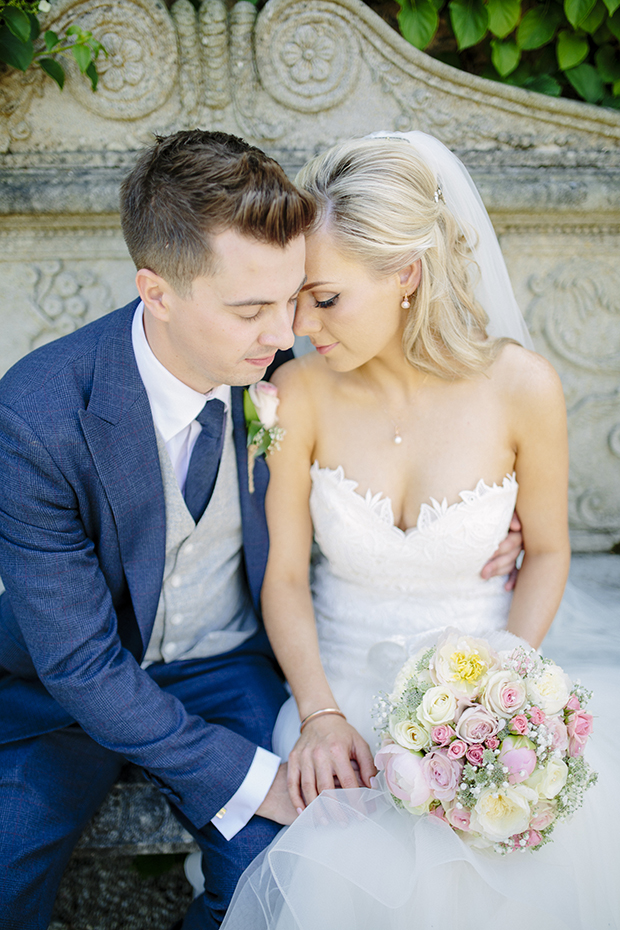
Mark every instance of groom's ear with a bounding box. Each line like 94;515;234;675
136;268;175;322
399;260;422;295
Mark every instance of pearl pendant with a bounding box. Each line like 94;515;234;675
394;433;403;445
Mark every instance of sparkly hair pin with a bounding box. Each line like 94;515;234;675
434;184;445;204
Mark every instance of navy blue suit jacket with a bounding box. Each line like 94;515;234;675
0;300;286;828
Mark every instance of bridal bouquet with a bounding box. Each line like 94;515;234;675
374;630;598;854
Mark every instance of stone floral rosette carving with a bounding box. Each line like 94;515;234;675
255;2;360;112
42;0;179;120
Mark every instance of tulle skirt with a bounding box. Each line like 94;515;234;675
221;580;620;930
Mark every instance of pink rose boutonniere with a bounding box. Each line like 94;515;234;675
243;381;286;493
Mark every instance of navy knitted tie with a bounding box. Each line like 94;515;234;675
183;398;226;523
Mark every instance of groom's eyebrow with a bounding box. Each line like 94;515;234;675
225;275;307;307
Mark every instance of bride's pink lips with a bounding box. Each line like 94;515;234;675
246;353;276;367
314;342;339;355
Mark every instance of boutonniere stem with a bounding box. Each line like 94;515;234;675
244;382;286;493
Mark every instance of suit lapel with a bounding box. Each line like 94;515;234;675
232;386;269;615
79;303;166;654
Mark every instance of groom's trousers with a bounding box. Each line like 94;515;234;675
0;630;287;930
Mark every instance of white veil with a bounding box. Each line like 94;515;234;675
367;131;533;349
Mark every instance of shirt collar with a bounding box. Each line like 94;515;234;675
132;301;231;444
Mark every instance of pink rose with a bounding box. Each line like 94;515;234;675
456;706;500;744
422;749;463;802
529;799;557;830
529;706;546;726
248;381;280;429
375;743;431;807
465;744;485;767
567;710;594;758
445;804;471;832
431;724;455;746
429;805;448;823
566;694;581;712
509;714;529;735
486;737;500;751
447;739;468;760
498;736;537;784
544;715;569;753
525;829;543;848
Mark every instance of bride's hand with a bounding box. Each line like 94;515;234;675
481;512;523;590
286;715;377;811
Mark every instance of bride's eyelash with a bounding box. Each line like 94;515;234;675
315;295;339;309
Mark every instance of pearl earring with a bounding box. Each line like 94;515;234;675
401;294;411;310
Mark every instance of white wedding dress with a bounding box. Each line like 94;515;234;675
222;464;620;930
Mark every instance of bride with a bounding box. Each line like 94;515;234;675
221;133;619;929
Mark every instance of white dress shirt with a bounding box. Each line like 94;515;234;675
132;302;281;840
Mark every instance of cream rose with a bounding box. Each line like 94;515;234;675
389;714;431;752
470;784;538;841
455;705;500;744
526;664;572;716
482;669;528;718
417;686;458;729
430;630;499;698
526;758;568;800
248;381;280;429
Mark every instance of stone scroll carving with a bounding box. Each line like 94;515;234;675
1;0;619;548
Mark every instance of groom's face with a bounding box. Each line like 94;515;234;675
141;230;306;393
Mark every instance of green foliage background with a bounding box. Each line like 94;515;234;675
390;0;620;107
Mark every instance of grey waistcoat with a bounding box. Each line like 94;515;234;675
143;412;258;666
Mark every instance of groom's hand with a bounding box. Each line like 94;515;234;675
256;763;298;825
286;716;377;811
481;511;523;591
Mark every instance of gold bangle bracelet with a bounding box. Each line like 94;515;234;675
299;707;346;733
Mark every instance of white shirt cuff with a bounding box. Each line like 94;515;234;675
210;747;281;840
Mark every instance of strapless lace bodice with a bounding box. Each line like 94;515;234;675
308;464;518;715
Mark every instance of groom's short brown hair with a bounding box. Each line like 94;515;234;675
120;130;315;295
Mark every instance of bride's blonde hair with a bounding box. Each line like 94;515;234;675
296;138;509;379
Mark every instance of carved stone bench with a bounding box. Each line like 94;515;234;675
75;765;198;857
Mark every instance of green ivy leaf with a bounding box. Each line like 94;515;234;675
487;0;521;38
44;29;59;51
72;41;91;73
517;6;563;49
602;0;620;12
609;9;620;38
565;60;605;99
596;43;620;80
449;0;488;50
28;12;40;41
614;77;620;92
85;59;98;90
0;24;34;70
564;0;597;26
39;56;65;89
491;38;521;75
602;92;620;104
523;73;563;95
580;0;607;31
3;6;32;43
397;0;439;49
557;30;589;69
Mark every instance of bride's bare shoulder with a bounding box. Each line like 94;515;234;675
491;341;565;414
270;352;334;399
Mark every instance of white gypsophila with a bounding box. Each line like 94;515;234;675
482;669;528;718
525;758;569;800
248;381;280;430
389;715;432;752
470;784;538;841
389;649;430;701
526;664;573;716
416;685;458;728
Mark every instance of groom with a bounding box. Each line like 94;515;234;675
0;130;520;929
